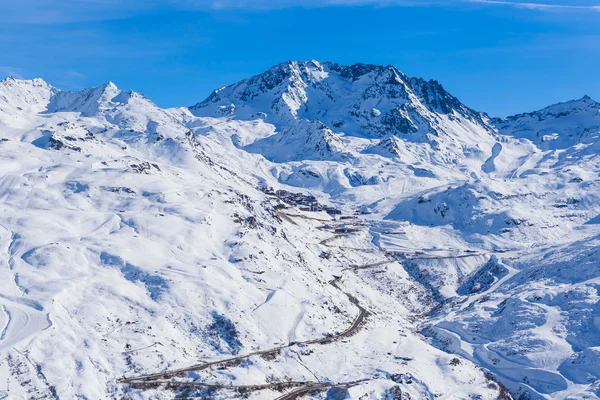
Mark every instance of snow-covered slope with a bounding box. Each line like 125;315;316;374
0;77;57;128
245;119;349;162
493;96;600;148
0;75;507;400
1;62;600;400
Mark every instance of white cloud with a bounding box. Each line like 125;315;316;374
0;66;24;79
187;0;600;10
171;0;445;10
0;0;441;23
2;0;598;23
0;0;156;23
466;0;600;10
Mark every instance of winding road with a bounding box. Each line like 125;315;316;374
119;252;374;398
273;380;366;400
120;211;500;398
118;206;525;399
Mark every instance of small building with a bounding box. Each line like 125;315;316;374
262;186;275;195
276;189;290;198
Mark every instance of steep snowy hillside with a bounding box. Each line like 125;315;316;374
0;77;57;128
1;60;600;400
0;76;507;400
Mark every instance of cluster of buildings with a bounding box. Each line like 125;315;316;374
261;186;342;215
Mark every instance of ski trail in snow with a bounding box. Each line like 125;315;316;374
253;289;277;311
431;262;519;326
481;142;502;174
0;305;10;341
459;264;518;312
429;258;580;398
0;298;50;349
287;302;306;344
506;151;543;180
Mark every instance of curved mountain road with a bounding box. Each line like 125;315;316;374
120;217;506;398
127;379;367;400
274;384;329;400
119;260;373;387
274;380;365;400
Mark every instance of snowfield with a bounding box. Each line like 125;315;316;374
0;61;599;399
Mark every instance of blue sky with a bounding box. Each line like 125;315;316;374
1;0;599;116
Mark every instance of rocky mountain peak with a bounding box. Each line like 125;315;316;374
190;60;496;152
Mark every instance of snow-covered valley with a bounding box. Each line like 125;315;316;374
1;61;600;399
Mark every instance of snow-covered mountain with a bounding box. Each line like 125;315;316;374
191;61;497;166
493;96;600;148
1;61;600;400
191;61;495;136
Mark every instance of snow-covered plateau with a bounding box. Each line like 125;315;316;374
1;60;600;399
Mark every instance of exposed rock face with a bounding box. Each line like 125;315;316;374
191;61;497;159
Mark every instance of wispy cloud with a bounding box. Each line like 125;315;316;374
1;0;153;23
0;66;24;79
176;0;600;11
2;0;599;23
180;0;600;9
466;0;600;10
51;70;87;90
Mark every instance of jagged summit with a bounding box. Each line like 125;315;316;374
0;76;55;96
0;76;187;143
1;76;53;87
0;78;149;118
189;60;498;166
0;78;127;120
190;61;493;138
